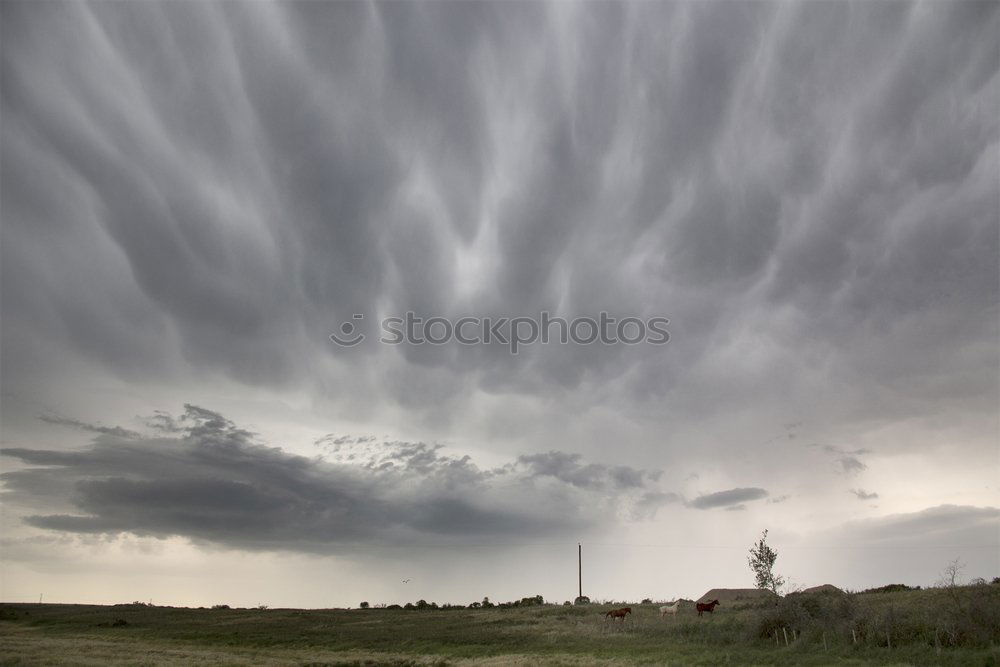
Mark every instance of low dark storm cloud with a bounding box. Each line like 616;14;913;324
513;451;661;492
39;415;142;439
688;487;769;510
2;406;671;552
0;1;996;439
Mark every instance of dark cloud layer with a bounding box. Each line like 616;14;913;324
688;487;769;510
39;415;142;439
831;505;999;548
2;406;671;552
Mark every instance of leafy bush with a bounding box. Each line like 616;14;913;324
859;584;919;594
744;585;1000;650
750;596;812;639
936;584;1000;647
497;595;544;608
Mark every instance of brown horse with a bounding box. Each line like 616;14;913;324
696;600;720;617
605;607;632;620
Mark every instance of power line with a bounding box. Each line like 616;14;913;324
314;540;996;551
585;542;998;551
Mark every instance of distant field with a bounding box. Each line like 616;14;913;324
2;585;998;665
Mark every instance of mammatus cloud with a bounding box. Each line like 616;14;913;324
2;406;674;552
0;1;995;440
688;487;769;510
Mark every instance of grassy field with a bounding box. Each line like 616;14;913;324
2;585;998;665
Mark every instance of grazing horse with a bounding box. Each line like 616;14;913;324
605;607;632;621
659;600;681;618
696;600;720;617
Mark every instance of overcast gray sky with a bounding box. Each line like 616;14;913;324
1;1;998;608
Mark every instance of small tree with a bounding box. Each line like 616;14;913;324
938;558;965;588
748;529;785;594
359;601;369;609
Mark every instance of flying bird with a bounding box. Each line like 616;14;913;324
402;579;411;583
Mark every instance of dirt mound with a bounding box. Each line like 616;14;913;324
697;588;778;603
798;584;844;595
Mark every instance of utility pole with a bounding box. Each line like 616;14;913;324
578;543;582;599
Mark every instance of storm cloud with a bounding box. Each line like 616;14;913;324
39;415;142;439
1;1;996;432
2;406;671;552
0;1;997;605
688;487;769;510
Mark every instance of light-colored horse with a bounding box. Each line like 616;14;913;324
659;600;681;618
